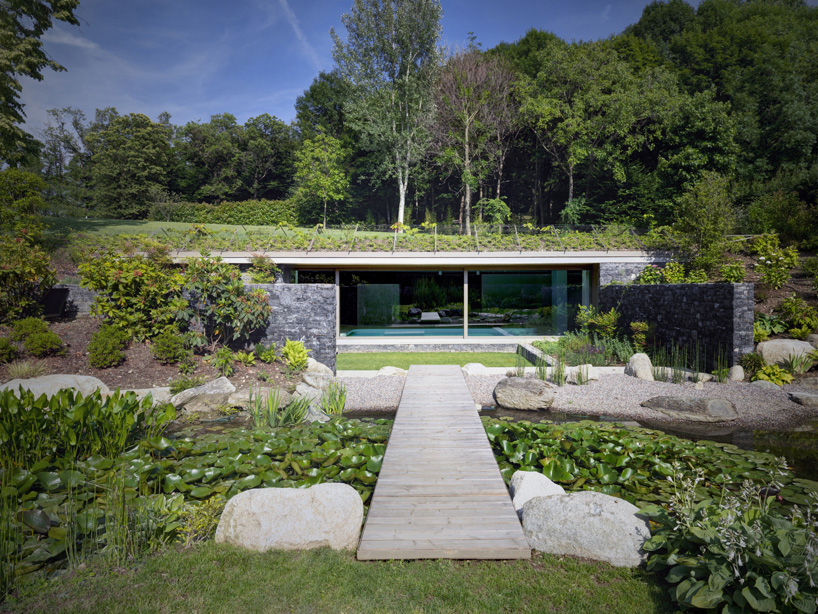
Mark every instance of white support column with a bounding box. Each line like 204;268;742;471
463;269;469;338
335;269;340;338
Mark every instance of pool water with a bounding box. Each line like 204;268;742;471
342;326;544;337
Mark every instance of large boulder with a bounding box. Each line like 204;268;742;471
728;365;745;382
641;396;738;422
751;379;782;390
625;354;654;381
305;358;333;375
565;364;599;385
293;382;322;404
462;363;490;376
521;491;651;568
376;366;407;376
808;334;818;349
215;484;363;551
301;372;331;391
304;404;331;423
0;374;110;398
509;471;565;516
789;392;818;408
170;377;235;416
124;387;172;405
227;387;291;409
757;339;815;366
494;377;555;411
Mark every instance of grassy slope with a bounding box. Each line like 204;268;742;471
4;544;679;614
337;352;534;370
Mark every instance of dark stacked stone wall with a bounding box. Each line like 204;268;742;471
599;261;670;285
599;283;754;368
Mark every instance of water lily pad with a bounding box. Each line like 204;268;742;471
18;509;51;534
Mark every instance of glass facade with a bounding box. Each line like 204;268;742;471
295;268;590;338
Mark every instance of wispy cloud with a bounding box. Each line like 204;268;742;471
601;4;612;22
43;27;100;51
277;0;322;70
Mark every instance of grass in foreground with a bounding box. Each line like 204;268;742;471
337;352;534;370
3;544;678;614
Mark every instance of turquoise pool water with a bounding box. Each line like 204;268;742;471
342;326;544;337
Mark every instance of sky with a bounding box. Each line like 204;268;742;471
16;0;804;138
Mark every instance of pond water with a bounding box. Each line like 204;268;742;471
345;406;818;483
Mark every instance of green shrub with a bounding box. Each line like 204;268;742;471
634;264;663;284
629;321;656;353
280;338;310;372
150;199;298;226
10;317;49;341
23;330;63;357
752;234;799;290
739;352;765;377
800;256;818;278
412;277;447;310
753;321;770;343
660;261;686;284
80;253;186;341
150;331;192;365
0;239;56;323
752;364;794;386
248;255;280;284
0;337;18;363
88;324;129;368
234;350;256;366
575;305;619;340
204;347;234;377
778;294;818;333
685;269;708;283
720;260;746;283
255;342;277;364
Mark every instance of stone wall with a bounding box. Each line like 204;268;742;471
599;283;754;368
599;261;670;286
250;283;337;372
57;283;338;372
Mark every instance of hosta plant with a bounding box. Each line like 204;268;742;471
752;364;795;386
280;338;310;372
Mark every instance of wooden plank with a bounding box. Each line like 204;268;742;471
357;365;530;560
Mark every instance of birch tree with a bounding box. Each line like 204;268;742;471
331;0;442;227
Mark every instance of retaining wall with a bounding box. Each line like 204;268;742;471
599;261;671;285
599;283;754;368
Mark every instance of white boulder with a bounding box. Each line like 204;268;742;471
521;491;651;568
462;363;490;376
215;484;363;551
757;339;815;366
305;358;333;375
727;365;745;382
0;374;110;398
170;377;235;415
509;471;565;516
376;366;407;376
565;364;599;385
301;372;332;391
625;354;654;381
494;377;555;411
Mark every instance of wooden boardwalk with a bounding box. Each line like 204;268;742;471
357;365;531;560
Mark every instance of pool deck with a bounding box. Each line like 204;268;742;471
356;364;531;560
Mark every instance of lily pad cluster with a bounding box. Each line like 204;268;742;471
484;418;818;510
1;418;391;587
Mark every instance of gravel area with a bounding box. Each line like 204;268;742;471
342;372;818;431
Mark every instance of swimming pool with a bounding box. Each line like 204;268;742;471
342;326;545;337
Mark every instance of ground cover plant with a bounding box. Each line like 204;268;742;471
335;352;534;370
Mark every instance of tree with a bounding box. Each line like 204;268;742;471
39;107;91;211
673;171;734;272
331;0;442;227
293;133;349;228
0;0;79;165
295;70;354;142
432;50;516;233
87;113;173;219
241;114;295;200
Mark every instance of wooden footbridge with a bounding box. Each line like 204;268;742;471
357;365;531;560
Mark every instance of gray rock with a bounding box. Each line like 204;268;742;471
170;377;236;416
293;382;322;403
521;491;651;568
751;379;782;390
509;471;565;516
798;374;818;390
625;353;654;381
215;484;363;552
301;372;331;391
494;377;555;411
124;387;172;405
641;396;738;422
376;366;407;376
462;363;490;376
0;374;111;398
807;334;818;349
728;365;745;382
304;404;331;423
789;392;818;408
305;358;333;376
565;364;599;385
694;381;705;391
757;339;815;366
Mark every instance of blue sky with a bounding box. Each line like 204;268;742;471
17;0;790;137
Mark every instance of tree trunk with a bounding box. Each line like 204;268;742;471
323;198;327;229
465;181;472;236
568;160;574;204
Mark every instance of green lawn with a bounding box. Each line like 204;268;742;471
336;352;534;370
4;544;679;614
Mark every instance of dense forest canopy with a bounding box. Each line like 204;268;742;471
4;0;818;246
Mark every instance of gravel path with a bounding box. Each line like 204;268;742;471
341;373;818;431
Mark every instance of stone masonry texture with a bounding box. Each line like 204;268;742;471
599;283;754;368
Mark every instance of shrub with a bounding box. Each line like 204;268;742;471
151;330;192;365
752;364;794;386
0;338;18;363
255;342;277;364
149;199;298;226
634;264;663;284
80;253;186;341
575;305;619;340
204;347;234;377
88;324;129;368
248;255;280;284
660;261;686;284
280;338;310;372
234;350;256;366
183;254;272;348
629;321;656;353
23;330;63;357
0;238;56;323
751;234;799;290
10;317;48;341
778;294;818;333
739;352;765;377
720;261;746;283
800;256;818;278
685;269;708;283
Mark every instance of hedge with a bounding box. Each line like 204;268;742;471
150;199;298;226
